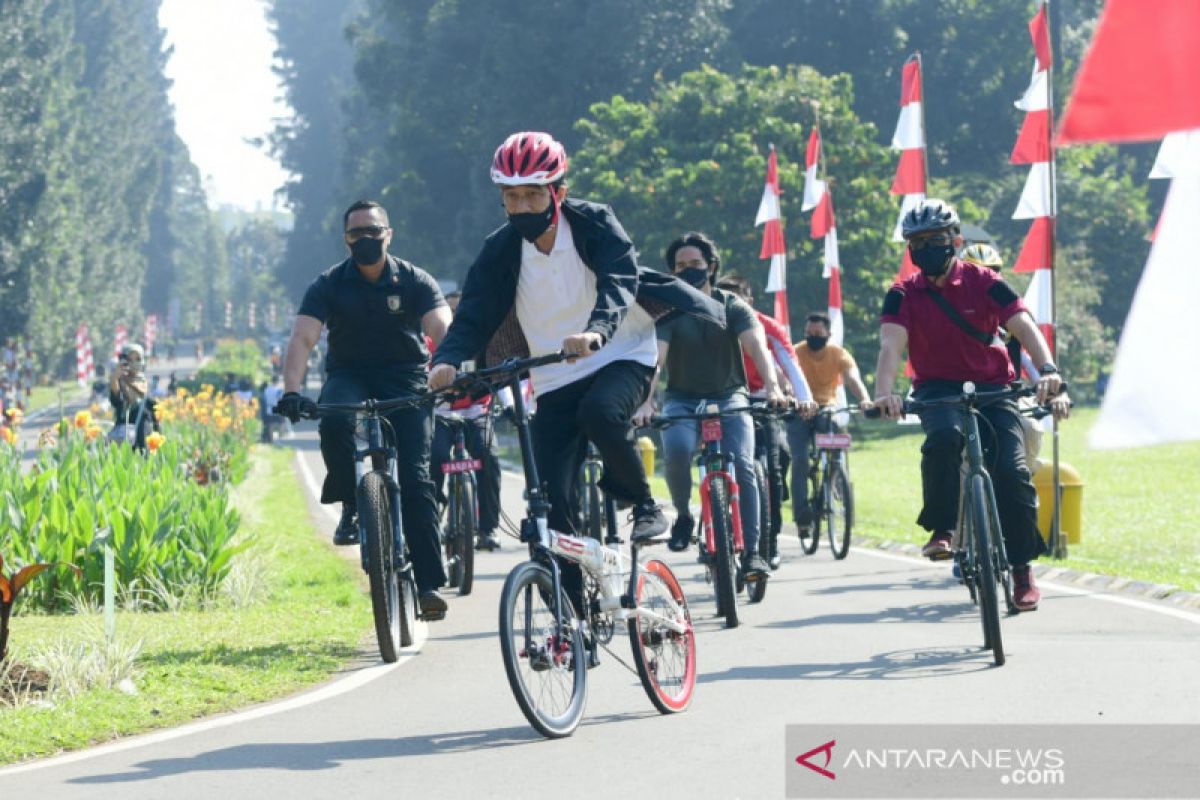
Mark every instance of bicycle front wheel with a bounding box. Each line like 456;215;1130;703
801;467;821;555
969;474;1005;666
708;476;740;629
359;471;402;663
630;559;697;714
826;459;854;560
755;459;771;562
498;560;588;738
455;477;476;596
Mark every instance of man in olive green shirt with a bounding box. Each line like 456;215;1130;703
634;232;785;576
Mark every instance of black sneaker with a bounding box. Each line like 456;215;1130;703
476;531;501;551
630;501;669;543
333;504;359;546
668;514;693;552
741;553;770;580
419;590;448;621
767;531;781;570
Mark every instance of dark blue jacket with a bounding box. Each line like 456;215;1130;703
433;197;726;368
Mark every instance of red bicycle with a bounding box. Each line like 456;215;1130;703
651;405;760;628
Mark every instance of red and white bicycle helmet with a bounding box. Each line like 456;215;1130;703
490;131;568;186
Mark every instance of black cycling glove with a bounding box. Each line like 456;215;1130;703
275;391;317;423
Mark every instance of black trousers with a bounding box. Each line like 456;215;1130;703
530;359;654;610
431;414;501;534
914;382;1046;567
318;366;445;591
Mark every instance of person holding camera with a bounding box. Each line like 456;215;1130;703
109;343;159;449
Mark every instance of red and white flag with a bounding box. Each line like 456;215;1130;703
801;127;843;346
1054;0;1200;448
755;144;790;330
1012;1;1057;351
890;55;927;281
113;323;128;359
75;325;94;387
144;314;158;357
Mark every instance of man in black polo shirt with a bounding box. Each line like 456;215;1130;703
277;200;454;620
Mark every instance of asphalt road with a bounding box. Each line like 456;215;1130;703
2;419;1198;799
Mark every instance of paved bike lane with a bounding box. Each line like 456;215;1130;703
2;422;1198;799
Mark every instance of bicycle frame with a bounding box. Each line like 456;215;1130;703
480;357;690;656
951;401;1011;578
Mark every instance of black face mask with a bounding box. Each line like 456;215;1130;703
677;267;710;289
508;201;556;243
350;236;385;266
910;244;956;278
806;335;828;351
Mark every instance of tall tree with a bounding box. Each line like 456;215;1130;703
267;0;361;300
571;64;898;363
341;0;732;279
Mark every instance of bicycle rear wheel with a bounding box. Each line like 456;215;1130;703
399;571;418;647
359;471;402;663
826;459;854;560
498;560;588;738
455;477;476;595
708;476;740;629
630;559;696;714
969;474;1005;666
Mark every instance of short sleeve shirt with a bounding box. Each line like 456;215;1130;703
880;259;1026;387
794;342;856;405
656;288;758;401
298;255;446;371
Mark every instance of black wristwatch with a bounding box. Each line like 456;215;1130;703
1039;363;1058;375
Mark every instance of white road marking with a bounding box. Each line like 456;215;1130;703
295;449;341;523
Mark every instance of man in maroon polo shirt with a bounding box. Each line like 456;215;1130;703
872;199;1069;612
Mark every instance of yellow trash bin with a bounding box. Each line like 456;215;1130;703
1031;458;1083;544
637;435;656;477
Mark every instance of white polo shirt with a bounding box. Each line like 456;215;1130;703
514;221;656;396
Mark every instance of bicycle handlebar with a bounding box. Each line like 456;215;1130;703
303;351;571;419
862;381;1069;419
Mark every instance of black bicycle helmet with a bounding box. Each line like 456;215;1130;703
901;198;960;239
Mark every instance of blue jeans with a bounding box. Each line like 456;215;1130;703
661;396;759;554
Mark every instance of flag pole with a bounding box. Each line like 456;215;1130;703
1044;0;1065;559
915;52;930;190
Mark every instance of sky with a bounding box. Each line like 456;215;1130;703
159;0;291;211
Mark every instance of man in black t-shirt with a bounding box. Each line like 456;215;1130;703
276;200;454;620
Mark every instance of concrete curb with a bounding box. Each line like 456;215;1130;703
857;536;1200;611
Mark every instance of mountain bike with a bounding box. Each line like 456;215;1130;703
436;413;480;595
304;392;444;662
799;406;857;560
867;382;1062;667
650;405;763;624
452;353;696;738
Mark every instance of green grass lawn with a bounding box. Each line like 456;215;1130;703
645;406;1200;592
0;446;373;765
25;381;88;416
